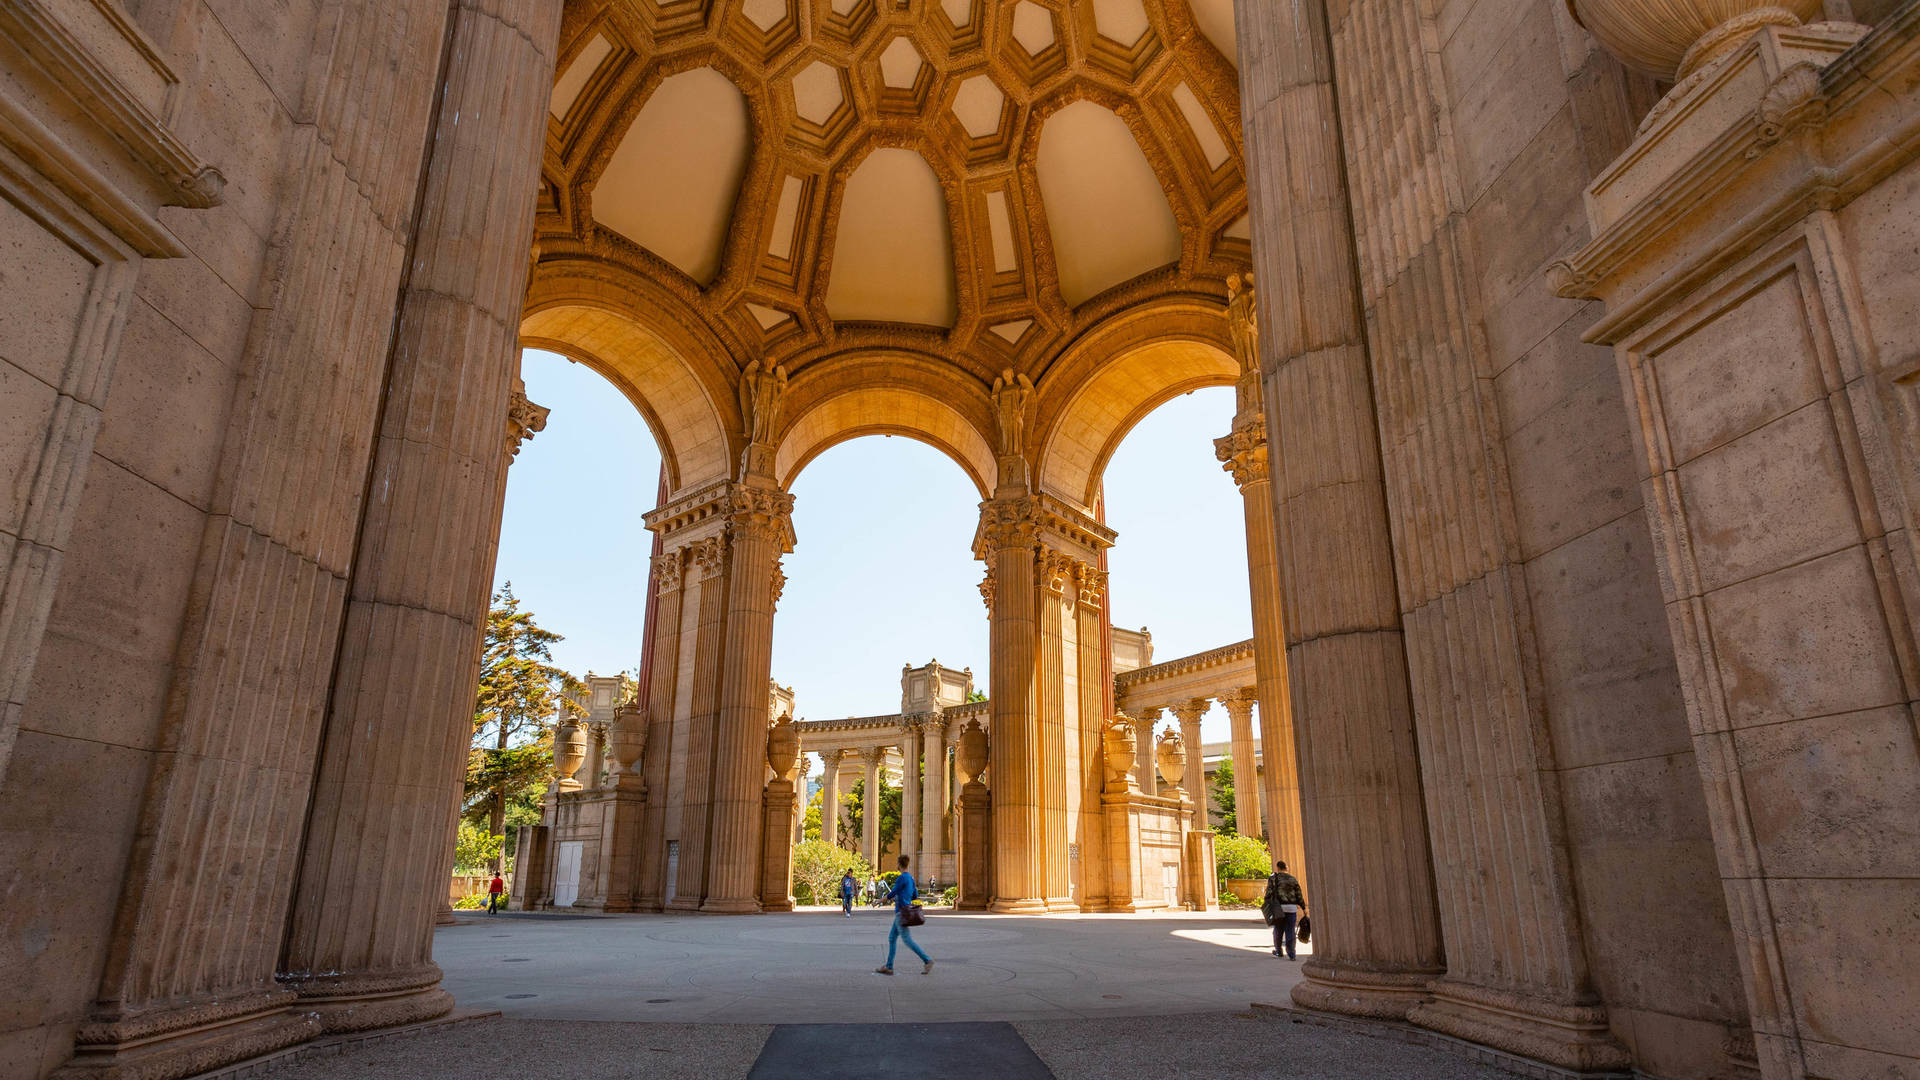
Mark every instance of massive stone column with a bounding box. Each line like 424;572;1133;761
919;716;947;876
819;749;842;846
636;552;684;912
1234;0;1444;1020
703;484;792;913
899;723;922;870
1215;273;1305;880
1220;689;1263;842
860;747;882;870
1035;548;1075;908
1169;699;1210;825
979;497;1045;912
53;4;494;1075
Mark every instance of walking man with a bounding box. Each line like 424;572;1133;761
839;871;857;917
486;872;506;915
1262;859;1306;960
874;854;933;976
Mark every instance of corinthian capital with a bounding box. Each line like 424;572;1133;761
506;380;550;458
725;483;796;548
1214;421;1269;490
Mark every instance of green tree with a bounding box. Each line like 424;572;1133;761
467;584;585;869
1215;832;1272;881
453;821;504;874
1209;756;1238;836
792;839;867;906
964;689;987;703
843;776;903;858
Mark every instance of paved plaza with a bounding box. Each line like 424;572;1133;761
434;907;1303;1023
252;910;1516;1079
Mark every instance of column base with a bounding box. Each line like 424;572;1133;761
1407;980;1630;1072
1046;897;1080;913
1294;959;1441;1020
282;964;455;1035
989;897;1050;914
761;898;795;912
698;896;763;914
55;990;317;1080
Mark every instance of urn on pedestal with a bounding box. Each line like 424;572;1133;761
955;719;988;786
766;712;800;781
554;719;587;793
1567;0;1827;81
1156;727;1187;792
609;702;647;787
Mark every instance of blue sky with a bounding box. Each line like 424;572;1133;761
495;349;1247;744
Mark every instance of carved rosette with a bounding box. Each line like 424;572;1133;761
1215;422;1270;490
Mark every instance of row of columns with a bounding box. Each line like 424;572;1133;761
810;723;955;876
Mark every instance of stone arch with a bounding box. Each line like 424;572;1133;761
522;262;740;497
1033;295;1237;509
774;352;997;498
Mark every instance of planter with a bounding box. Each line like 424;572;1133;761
1223;878;1266;903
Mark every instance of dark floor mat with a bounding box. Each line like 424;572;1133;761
748;1021;1053;1079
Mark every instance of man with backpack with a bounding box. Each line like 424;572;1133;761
1261;859;1307;960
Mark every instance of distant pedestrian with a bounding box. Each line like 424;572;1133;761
873;854;932;976
487;873;506;915
1262;860;1306;960
840;871;857;917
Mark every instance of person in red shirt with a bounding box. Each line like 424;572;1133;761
487;873;505;914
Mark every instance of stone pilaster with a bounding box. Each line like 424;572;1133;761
1215;272;1307;888
1073;562;1110;909
1131;710;1160;796
1221;689;1263;843
818;749;842;846
899;722;922;872
1235;0;1445;1020
670;531;730;910
1035;547;1076;909
636;552;684;912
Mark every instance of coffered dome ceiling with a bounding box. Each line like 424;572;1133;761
535;0;1247;439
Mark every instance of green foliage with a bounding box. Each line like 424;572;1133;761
464;584;585;870
452;894;493;910
1217;889;1254;910
791;839;868;907
1215;832;1272;881
844;776;903;852
940;886;958;907
453;821;503;874
964;689;987;703
1209;757;1238;835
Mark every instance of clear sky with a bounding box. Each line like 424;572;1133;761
495;349;1247;746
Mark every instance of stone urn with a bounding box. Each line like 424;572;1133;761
1566;0;1826;80
609;702;647;784
1156;727;1186;791
766;713;799;782
1102;716;1137;792
955;720;988;786
553;719;587;792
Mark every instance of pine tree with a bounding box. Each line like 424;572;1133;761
468;584;585;869
1210;756;1238;836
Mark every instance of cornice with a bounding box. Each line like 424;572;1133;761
1115;637;1255;688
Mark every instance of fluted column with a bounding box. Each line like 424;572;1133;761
919;716;946;873
1221;689;1263;840
980;498;1045;912
637;553;684;911
899;724;922;870
793;756;810;845
1035;549;1073;908
861;748;883;869
819;750;842;845
1235;0;1444;1019
1132;709;1161;796
1216;272;1306;883
1170;700;1210;825
703;484;793;913
279;0;562;1035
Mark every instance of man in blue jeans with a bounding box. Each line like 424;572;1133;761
839;871;856;917
874;854;933;976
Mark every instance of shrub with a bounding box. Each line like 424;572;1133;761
452;894;494;910
1215;833;1272;881
1218;889;1254;910
940;886;958;907
791;839;868;906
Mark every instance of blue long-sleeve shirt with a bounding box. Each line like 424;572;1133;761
885;871;918;911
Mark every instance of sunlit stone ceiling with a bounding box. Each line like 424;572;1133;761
538;0;1247;391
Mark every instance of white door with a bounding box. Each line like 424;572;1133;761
663;841;679;905
553;840;583;908
1162;863;1179;908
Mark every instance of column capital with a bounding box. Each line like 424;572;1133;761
1222;687;1258;718
685;534;728;581
506;380;549;458
644;478;795;551
651;551;684;592
1214;421;1269;490
973;491;1116;562
1170;698;1211;724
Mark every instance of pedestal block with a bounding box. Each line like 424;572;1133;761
760;778;799;911
956;781;992;910
1552;16;1920;1075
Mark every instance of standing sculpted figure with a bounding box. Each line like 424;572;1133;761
991;369;1034;459
1225;272;1257;376
738;359;789;446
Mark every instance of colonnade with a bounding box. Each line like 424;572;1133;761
805;712;960;880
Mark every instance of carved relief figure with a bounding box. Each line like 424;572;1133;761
991;369;1034;458
738;359;790;445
